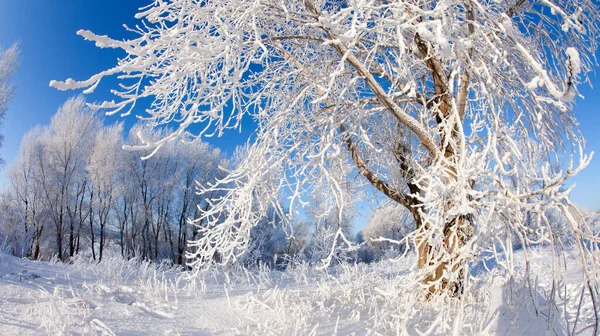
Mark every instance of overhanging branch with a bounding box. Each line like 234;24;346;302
340;123;410;208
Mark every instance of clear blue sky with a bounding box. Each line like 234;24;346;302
0;1;252;178
0;0;598;233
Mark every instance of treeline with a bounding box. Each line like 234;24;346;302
0;97;416;266
0;96;227;264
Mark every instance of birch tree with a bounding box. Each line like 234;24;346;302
6;127;47;259
52;0;600;299
37;96;101;260
88;124;124;261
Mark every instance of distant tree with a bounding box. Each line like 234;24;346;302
304;158;360;264
0;44;19;167
244;210;303;266
88;124;124;261
2;98;226;263
6;127;48;259
362;202;412;260
53;0;600;301
37;97;102;261
113;125;228;263
172;140;225;264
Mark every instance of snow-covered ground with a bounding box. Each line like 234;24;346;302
0;249;596;335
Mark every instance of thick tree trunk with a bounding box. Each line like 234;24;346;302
414;214;468;298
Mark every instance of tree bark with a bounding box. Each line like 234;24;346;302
89;188;96;261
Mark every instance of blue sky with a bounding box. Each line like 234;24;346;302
0;1;598;235
0;1;251;175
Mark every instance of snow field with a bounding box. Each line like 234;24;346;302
0;247;596;335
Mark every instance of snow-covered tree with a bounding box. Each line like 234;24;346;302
5;127;48;259
0;44;19;167
172;139;225;264
52;0;600;301
305;158;360;264
362;202;413;260
38;96;102;261
88;123;125;261
110;124;228;263
243;209;305;266
2;105;227;263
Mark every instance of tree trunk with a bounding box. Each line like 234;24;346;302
23;199;31;258
56;210;64;261
32;223;43;260
414;214;469;298
410;146;471;298
68;211;75;257
99;223;105;262
89;189;96;261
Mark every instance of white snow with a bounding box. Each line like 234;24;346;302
0;248;595;335
567;47;582;78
